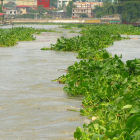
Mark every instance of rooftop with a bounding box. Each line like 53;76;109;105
0;13;4;16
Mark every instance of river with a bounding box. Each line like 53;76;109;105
107;35;140;62
0;25;140;140
0;25;83;140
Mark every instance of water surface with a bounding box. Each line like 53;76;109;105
0;25;83;140
107;35;140;62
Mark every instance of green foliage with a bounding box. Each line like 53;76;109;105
50;36;81;51
116;0;140;23
94;0;140;23
15;14;35;19
48;24;140;139
24;5;49;19
66;0;74;17
93;2;118;18
41;47;51;51
72;57;140;139
61;24;85;29
126;59;140;75
0;5;2;13
4;1;16;8
69;30;79;33
50;0;57;8
50;24;140;58
55;75;67;84
0;27;46;47
80;13;88;18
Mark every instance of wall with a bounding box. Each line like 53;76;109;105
37;0;50;8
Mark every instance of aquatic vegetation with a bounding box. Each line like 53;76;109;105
61;24;85;29
0;27;46;47
50;24;140;58
70;57;140;140
44;24;140;139
44;29;62;33
40;47;51;51
69;30;79;33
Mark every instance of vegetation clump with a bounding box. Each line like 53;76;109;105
49;24;140;58
43;24;140;139
0;27;46;47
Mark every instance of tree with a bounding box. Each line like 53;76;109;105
27;5;48;19
93;0;140;23
66;0;74;17
80;13;88;18
50;0;57;8
0;0;4;12
4;1;16;8
81;0;86;2
118;0;140;23
93;2;117;17
37;5;48;15
0;5;2;12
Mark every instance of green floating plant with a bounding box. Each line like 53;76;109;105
49;24;140;140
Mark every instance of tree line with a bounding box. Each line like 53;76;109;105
94;0;140;23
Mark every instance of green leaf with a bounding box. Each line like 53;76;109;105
122;105;132;110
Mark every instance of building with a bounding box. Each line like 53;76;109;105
16;0;36;7
72;2;103;18
5;9;18;15
1;0;37;8
57;0;72;8
2;0;52;9
52;10;66;18
72;8;93;18
4;5;31;16
37;0;50;8
16;5;31;15
74;2;103;9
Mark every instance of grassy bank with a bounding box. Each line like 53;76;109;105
0;27;47;47
42;24;140;139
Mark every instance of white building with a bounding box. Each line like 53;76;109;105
72;2;103;18
57;0;72;8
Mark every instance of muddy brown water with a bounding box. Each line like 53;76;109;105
107;35;140;62
0;25;83;140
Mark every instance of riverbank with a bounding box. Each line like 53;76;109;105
11;18;101;24
45;24;140;140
